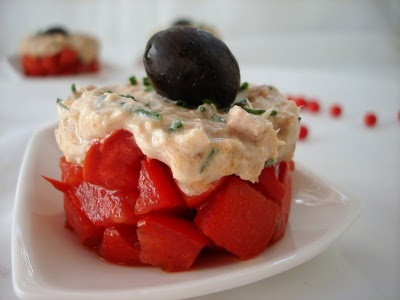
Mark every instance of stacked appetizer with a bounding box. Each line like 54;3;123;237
45;26;300;272
20;26;100;76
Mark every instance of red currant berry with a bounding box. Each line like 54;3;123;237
299;125;308;140
294;97;307;108
329;104;342;118
307;100;320;113
364;113;377;127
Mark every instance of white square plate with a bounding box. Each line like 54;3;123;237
12;123;360;300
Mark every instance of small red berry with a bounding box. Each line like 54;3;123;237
307;100;320;113
364;113;377;127
299;125;308;140
330;104;342;118
294;97;307;108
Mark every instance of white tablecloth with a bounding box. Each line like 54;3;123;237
0;34;399;299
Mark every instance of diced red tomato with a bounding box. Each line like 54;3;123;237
270;172;292;243
41;54;60;75
254;164;285;203
181;177;228;208
59;156;83;186
254;162;292;243
21;55;44;76
64;191;104;247
72;181;139;227
288;160;295;171
135;159;185;215
99;226;141;265
59;48;78;67
137;215;209;272
83;130;144;192
195;176;279;259
42;176;70;192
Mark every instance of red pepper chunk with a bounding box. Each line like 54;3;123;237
64;191;104;248
59;156;83;186
181;177;228;208
135;159;185;215
137;215;209;272
83;129;144;192
195;176;279;260
72;182;139;227
99;226;141;265
253;162;292;243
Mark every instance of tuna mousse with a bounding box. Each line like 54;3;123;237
46;26;300;272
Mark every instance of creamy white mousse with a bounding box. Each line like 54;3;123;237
55;82;300;196
20;33;99;63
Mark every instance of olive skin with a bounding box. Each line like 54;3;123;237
41;26;69;36
143;26;240;108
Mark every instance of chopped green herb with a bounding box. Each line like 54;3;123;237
145;86;154;92
239;82;249;91
298;117;302;122
203;98;214;105
198;106;207;112
268;86;274;91
120;94;136;101
134;108;162;120
176;101;190;108
200;148;218;173
71;83;76;93
143;77;151;86
270;110;278;116
168;120;184;132
129;75;137;85
56;98;69;110
95;94;107;108
265;158;275;166
235;99;248;108
242;107;266;115
211;115;225;122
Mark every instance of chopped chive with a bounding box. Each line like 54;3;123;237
129;75;137;85
71;83;76;93
242;107;266;115
270;110;278;116
168;120;184;132
268;86;274;91
239;82;249;91
134;108;162;120
95;94;107;109
265;158;275;166
200;148;218;173
203;98;214;105
145;86;154;92
298;117;302;122
56;98;69;110
176;101;190;108
211;115;225;123
235;99;248;108
120;94;136;101
143;77;151;86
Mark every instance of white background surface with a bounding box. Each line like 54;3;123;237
0;0;399;299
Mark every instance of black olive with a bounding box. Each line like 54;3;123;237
143;26;240;109
41;26;69;36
